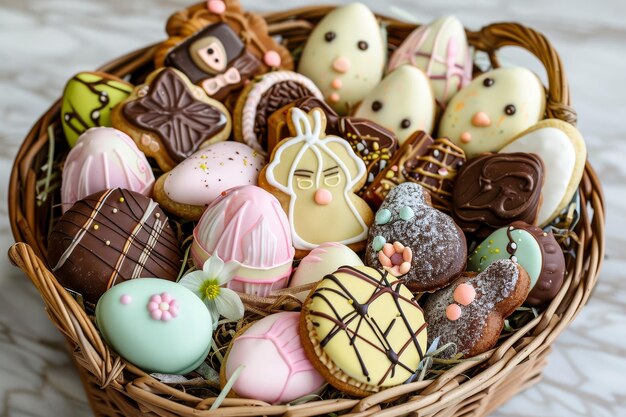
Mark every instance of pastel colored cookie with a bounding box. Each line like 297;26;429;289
467;221;565;306
365;182;467;292
61;72;133;147
387;16;472;108
439;67;546;157
300;266;427;397
423;259;530;358
96;278;212;374
233;71;323;155
499;119;586;226
222;312;325;404
259;108;374;258
47;189;182;305
364;131;466;212
111;68;232;172
153;141;264;220
61;127;154;213
452;152;545;237
191;185;295;296
289;242;364;302
298;2;386;115
354;65;436;144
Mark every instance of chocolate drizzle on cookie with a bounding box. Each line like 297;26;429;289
309;266;426;386
123;68;227;163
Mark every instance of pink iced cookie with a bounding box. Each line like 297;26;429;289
61;127;154;212
192;185;295;296
153;141;265;220
224;312;325;404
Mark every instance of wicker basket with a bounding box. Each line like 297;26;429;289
7;4;605;417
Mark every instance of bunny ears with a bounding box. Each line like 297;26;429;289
290;108;326;142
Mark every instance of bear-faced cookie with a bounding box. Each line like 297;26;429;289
423;259;531;358
452;152;545;237
61;72;134;147
499;119;586;227
387;16;472;109
111;68;232;172
259;108;374;258
298;2;386;115
300;266;427;397
365;182;467;292
354;65;436;144
467;221;565;306
439;67;546;158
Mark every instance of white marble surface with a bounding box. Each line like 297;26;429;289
1;0;625;416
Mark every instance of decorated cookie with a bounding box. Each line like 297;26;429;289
222;312;325;404
298;2;386;114
365;182;466;292
61;127;154;212
364;131;466;212
47;189;182;305
233;71;323;155
191;186;295;296
61;72;133;147
96;278;212;374
259;108;374;257
387;16;472;109
111;68;231;172
153;141;264;220
467;221;565;306
423;259;530;358
300;266;427;397
439;67;546;157
499;119;586;226
354;65;436;144
452;152;545;237
289;242;364;302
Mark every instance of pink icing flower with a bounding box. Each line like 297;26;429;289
147;292;179;322
378;241;412;276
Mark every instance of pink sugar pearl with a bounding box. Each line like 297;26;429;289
453;283;476;306
263;51;282;67
207;0;226;14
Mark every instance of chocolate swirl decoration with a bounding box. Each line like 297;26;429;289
307;266;426;388
123;68;228;163
452;152;545;237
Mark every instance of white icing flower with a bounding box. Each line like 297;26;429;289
179;254;244;328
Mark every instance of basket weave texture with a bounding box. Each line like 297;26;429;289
8;4;605;417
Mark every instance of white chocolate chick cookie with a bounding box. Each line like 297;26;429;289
439;67;546;158
354;65;436;144
298;2;386;115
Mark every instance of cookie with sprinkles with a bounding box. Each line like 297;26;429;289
300;265;427;397
47;188;182;305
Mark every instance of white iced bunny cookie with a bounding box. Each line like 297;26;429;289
259;108;374;258
298;2;386;115
387;16;472;109
500;119;586;227
354;65;436;144
439;67;546;158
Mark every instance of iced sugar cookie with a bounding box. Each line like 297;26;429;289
499;119;586;226
439;67;546;157
259;108;374;258
153;141;264;220
61;72;133;147
387;16;472;108
298;2;386;115
300;266;427;397
354;65;436;144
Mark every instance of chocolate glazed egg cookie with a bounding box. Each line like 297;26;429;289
300;266;427;397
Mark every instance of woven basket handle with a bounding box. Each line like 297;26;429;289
467;22;577;125
8;242;125;389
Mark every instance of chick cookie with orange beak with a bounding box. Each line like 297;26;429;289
439;67;546;158
259;108;374;258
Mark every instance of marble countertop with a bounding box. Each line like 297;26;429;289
1;0;625;416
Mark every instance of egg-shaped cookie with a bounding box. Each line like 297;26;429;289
96;278;212;374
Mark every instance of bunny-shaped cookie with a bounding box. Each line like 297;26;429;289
259;108;374;258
